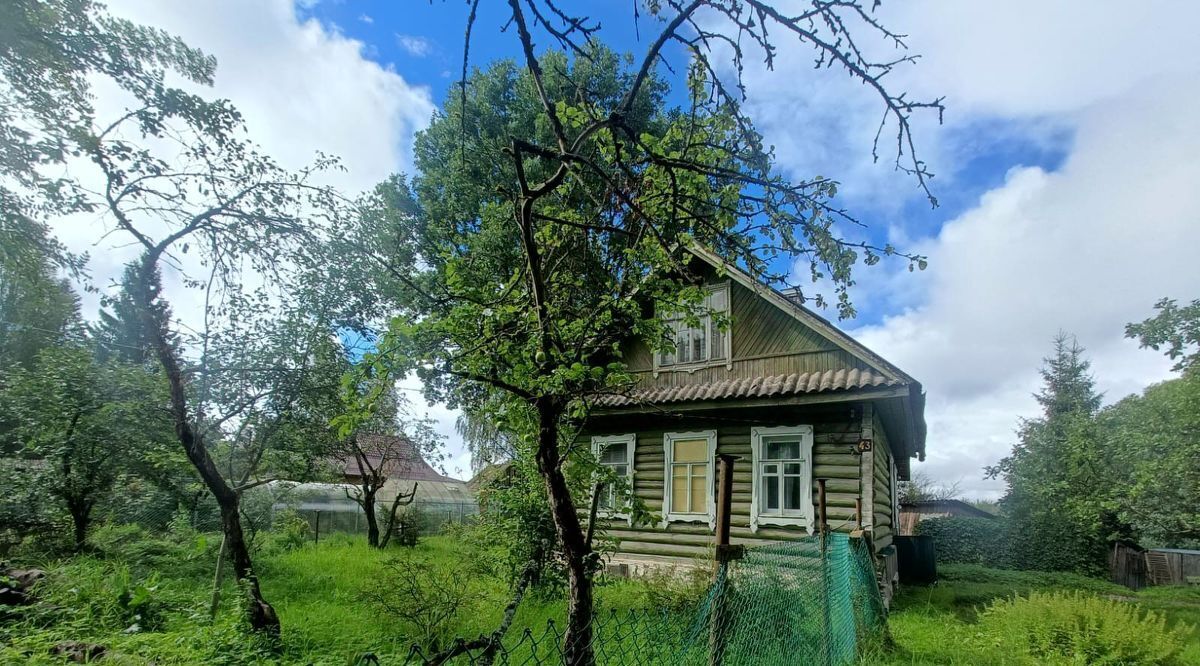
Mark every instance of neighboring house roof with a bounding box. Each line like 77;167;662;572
332;433;457;483
899;499;997;519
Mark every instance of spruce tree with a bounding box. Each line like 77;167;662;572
987;332;1114;573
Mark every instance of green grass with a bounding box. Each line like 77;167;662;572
4;531;1198;665
868;565;1200;665
0;532;662;664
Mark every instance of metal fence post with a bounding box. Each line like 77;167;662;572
818;478;832;666
314;510;321;545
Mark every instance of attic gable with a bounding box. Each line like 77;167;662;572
685;246;912;384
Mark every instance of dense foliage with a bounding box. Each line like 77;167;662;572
980;591;1192;665
980;309;1200;572
985;334;1115;574
914;517;1008;568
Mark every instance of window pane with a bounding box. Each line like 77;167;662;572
677;328;691;363
763;463;778;475
708;286;727;312
784;463;802;476
660;349;674;366
692;324;706;361
597;483;612;509
689;468;707;513
765;440;801;460
711;326;725;360
671;472;688;513
600;444;627;464
784;475;803;510
673;439;708;462
764;474;779;511
612;464;628;477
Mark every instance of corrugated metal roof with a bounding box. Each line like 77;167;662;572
594;368;899;408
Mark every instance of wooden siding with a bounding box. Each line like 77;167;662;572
621;279;874;384
582;406;866;560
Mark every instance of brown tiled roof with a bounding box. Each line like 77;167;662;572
593;368;899;408
333;433;454;482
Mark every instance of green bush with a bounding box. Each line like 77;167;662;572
261;508;309;555
916;517;1008;566
979;590;1194;665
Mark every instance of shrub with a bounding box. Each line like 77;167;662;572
260;508;309;555
978;590;1194;665
391;505;427;547
916;516;1008;567
640;565;712;612
359;553;478;653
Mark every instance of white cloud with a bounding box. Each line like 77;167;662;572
396;34;433;58
717;1;1200;209
103;0;434;191
397;373;472;481
711;1;1200;498
852;79;1200;497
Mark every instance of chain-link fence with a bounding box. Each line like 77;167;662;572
406;532;886;665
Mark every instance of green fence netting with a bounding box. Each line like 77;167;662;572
406;532;886;665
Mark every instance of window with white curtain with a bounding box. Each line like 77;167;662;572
663;430;718;526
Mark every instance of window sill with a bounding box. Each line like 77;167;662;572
654;359;731;375
752;515;813;533
664;513;715;529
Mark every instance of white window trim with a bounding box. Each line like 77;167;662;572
750;425;815;533
653;281;733;375
591;434;636;524
662;430;718;528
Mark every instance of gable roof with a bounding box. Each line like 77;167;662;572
331;433;456;483
686;246;916;385
592;246;927;462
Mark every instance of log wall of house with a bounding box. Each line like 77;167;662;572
869;411;896;551
584;406;866;560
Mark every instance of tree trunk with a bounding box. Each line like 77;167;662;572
380;483;418;549
134;254;279;636
67;498;91;552
362;487;380;548
533;398;594;666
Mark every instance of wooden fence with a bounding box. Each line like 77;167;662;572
1109;542;1146;589
1110;543;1200;589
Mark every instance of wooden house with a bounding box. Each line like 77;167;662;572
582;248;926;594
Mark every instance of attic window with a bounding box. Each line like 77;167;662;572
658;283;730;368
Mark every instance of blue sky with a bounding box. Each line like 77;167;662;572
297;0;1073;327
79;1;1200;493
